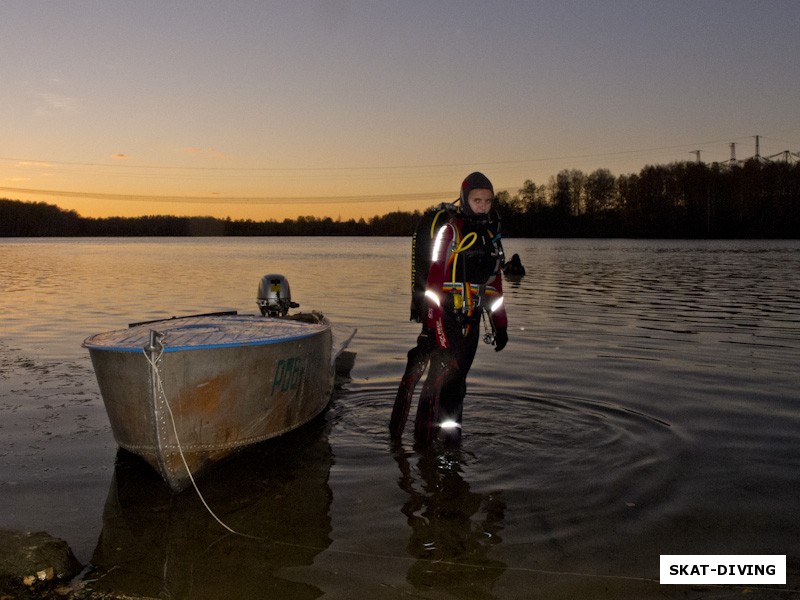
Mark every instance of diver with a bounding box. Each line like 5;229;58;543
389;172;508;445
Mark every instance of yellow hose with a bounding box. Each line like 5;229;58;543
450;232;477;282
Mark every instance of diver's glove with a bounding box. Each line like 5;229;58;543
494;327;508;352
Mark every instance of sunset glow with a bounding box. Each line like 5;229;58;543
2;2;798;221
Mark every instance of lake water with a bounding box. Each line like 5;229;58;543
1;237;798;599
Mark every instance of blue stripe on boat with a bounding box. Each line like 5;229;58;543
82;314;329;353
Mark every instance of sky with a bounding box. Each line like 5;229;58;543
1;1;799;222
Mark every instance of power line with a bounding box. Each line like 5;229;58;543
0;136;781;173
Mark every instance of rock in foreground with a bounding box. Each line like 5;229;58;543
0;528;83;598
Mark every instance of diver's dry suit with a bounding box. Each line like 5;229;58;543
390;205;508;444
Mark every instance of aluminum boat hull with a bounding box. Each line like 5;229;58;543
84;314;346;492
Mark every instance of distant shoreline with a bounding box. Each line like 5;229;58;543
4;158;800;239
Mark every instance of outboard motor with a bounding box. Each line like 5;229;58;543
257;274;299;317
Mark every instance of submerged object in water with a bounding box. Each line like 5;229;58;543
502;253;525;277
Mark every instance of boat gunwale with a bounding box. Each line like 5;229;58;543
82;315;330;353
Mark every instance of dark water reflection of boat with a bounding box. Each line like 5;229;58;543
86;413;334;600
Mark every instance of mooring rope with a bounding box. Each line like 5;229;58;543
143;342;263;539
137;339;786;593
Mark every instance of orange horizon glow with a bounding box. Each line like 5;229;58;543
0;153;507;221
0;184;462;221
2;135;778;222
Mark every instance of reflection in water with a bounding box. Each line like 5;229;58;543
393;442;507;598
3;238;800;595
87;415;334;600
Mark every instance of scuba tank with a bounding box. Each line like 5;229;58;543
409;202;457;322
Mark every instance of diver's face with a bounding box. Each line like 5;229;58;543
467;188;493;214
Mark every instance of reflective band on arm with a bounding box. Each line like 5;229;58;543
490;297;504;312
431;226;447;261
425;289;441;307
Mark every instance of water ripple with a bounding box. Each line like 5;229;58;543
332;381;683;556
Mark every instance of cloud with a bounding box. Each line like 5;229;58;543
112;154;128;160
16;161;53;169
34;92;78;115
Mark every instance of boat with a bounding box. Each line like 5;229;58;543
83;274;355;493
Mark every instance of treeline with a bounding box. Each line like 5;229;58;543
2;159;799;238
0;200;412;237
496;158;800;238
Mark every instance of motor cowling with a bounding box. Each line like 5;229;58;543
257;274;299;317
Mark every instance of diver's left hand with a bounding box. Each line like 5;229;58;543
494;327;508;352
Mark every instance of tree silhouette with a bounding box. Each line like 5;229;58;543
3;158;799;239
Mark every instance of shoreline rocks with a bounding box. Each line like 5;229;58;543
0;528;82;599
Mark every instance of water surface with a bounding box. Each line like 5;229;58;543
1;237;798;598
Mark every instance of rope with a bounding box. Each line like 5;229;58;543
143;342;263;539
137;338;717;591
